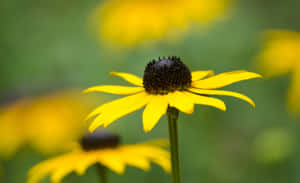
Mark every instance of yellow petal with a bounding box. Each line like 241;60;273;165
97;150;126;174
83;85;144;95
51;157;77;183
27;154;71;183
28;162;54;183
191;70;214;81
136;146;171;173
110;72;143;86
185;92;226;111
86;92;146;120
118;142;171;173
119;149;151;171
142;139;169;148
143;95;168;132
189;88;255;108
88;92;150;132
74;152;97;175
167;91;194;114
150;156;171;173
192;70;262;89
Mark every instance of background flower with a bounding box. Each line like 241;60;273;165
0;90;91;157
92;0;229;46
258;30;300;113
28;132;170;183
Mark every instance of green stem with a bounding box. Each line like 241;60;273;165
167;107;181;183
96;164;107;183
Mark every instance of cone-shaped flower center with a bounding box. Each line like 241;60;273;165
80;131;120;151
143;56;192;94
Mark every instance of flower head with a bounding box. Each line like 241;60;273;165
92;0;229;46
0;90;91;157
84;56;261;132
258;30;300;113
27;131;170;183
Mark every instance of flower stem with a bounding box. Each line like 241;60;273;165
167;107;181;183
96;164;107;183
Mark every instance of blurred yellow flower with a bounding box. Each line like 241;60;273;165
258;30;300;113
84;56;261;133
0;90;91;157
28;132;170;183
93;0;229;46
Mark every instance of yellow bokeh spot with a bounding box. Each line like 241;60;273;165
0;90;93;157
91;0;229;46
257;30;300;113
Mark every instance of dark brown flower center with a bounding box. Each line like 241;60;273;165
80;131;120;151
143;56;192;94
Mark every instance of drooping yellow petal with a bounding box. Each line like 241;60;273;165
185;92;226;111
97;150;126;174
150;156;172;173
142;95;168;132
52;153;82;183
28;161;56;183
51;165;75;183
167;91;194;114
126;145;171;173
83;85;144;95
74;152;97;175
191;70;214;81
118;149;151;171
189;88;255;108
88;92;150;132
86;92;147;120
192;70;262;89
110;72;143;86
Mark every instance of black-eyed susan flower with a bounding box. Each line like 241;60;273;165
92;0;229;46
258;30;300;113
0;90;91;157
84;56;261;183
27;131;170;183
84;56;261;133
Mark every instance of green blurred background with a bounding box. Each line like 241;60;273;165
1;0;300;183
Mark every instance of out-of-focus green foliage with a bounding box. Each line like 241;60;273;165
1;0;300;183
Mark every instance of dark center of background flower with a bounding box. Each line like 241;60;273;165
143;56;192;94
80;131;120;151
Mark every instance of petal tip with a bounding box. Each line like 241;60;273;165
88;127;95;133
88;123;99;133
103;123;110;128
186;110;194;114
221;105;227;111
82;89;89;94
109;72;117;77
143;128;152;133
255;73;263;78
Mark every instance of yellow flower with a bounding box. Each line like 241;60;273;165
0;90;91;157
27;132;170;183
258;30;300;113
0;99;27;157
93;0;229;46
84;56;261;132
